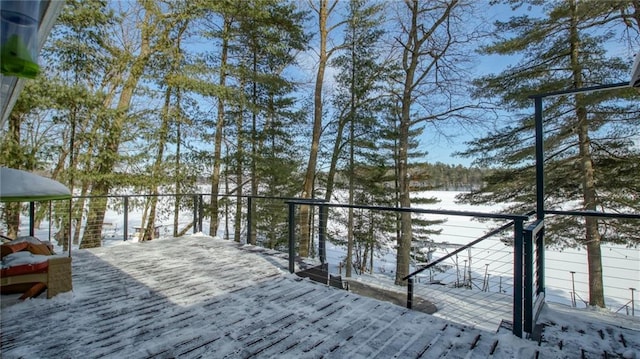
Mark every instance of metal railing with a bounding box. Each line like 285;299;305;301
1;193;302;250
522;219;545;337
399;214;544;338
285;199;538;337
4;193;639;339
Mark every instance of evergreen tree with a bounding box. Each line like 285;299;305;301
326;0;388;277
233;0;308;244
140;6;190;242
459;0;640;307
74;0;182;248
17;0;116;247
0;77;63;238
186;1;237;238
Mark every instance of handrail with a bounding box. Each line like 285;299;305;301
402;220;518;281
545;210;640;219
72;193;311;201
285;200;530;221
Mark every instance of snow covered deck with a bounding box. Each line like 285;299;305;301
1;235;637;358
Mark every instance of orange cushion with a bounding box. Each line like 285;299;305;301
26;242;53;256
1;241;29;259
19;282;47;299
2;236;54;257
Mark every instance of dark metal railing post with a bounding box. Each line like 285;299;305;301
536;226;545;295
29;201;35;236
524;225;534;334
288;202;295;274
247;196;253;244
193;195;198;234
198;194;204;234
407;277;414;309
123;196;129;241
513;219;524;338
48;201;52;242
534;96;545;221
68;199;72;256
319;203;326;264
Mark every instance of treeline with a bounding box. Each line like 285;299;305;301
218;162;489;193
407;163;487;192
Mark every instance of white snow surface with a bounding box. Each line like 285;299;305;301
1;234;638;358
1;251;49;268
0;166;70;201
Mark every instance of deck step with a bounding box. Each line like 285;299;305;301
296;263;344;289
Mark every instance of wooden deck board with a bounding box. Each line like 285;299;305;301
1;235;567;358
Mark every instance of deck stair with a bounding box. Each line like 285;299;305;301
296;263;344;289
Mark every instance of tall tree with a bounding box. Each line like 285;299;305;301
299;0;346;257
233;0;307;244
391;0;474;285
79;0;179;248
328;0;387;277
201;5;234;239
459;0;640;307
7;0;116;245
141;13;190;242
0;77;60;238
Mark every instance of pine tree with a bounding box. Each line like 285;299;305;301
0;77;62;238
233;0;307;244
13;0;116;247
459;0;640;307
140;7;190;242
326;0;388;277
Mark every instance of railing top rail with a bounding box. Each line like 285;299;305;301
68;193;312;201
525;218;545;234
285;200;530;221
545;210;640;220
283;198;328;204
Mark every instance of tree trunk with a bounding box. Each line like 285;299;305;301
81;6;159;248
569;0;605;307
577;98;604;307
300;0;330;257
234;97;245;243
395;0;421;286
250;50;258;246
4;113;22;238
143;84;172;241
209;17;231;238
174;93;182;238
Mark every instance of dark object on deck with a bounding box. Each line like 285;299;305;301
296;263;344;290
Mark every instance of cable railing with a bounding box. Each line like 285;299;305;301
1;193;303;251
284;199;539;337
542;211;640;317
397;216;546;338
3;193;639;339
